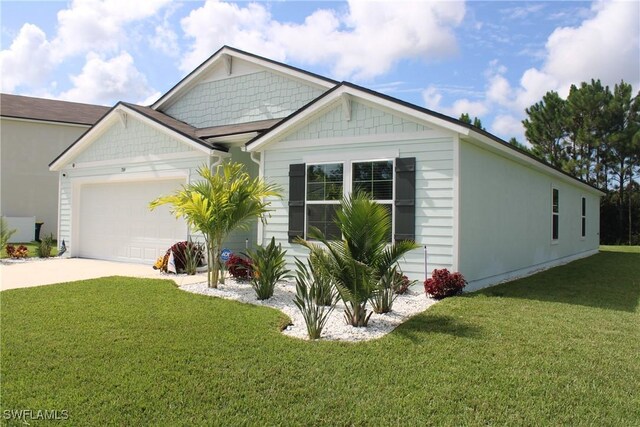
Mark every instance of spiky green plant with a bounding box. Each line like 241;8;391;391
248;237;291;300
37;233;55;258
297;192;419;327
293;258;336;339
370;266;402;314
0;217;16;252
307;249;337;306
150;162;281;288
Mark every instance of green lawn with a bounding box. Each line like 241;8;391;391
0;241;58;259
1;248;638;425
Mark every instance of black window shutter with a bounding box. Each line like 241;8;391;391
288;163;306;242
395;157;416;242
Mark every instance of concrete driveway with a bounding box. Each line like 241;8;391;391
0;258;207;291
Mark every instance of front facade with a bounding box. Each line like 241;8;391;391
0;94;109;241
50;46;603;289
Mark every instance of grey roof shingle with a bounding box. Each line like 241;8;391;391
0;93;109;125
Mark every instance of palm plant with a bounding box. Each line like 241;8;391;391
150;162;281;288
297;192;419;327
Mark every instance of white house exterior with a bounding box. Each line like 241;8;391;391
50;46;603;289
1;94;108;241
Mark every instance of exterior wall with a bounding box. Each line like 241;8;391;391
282;100;429;141
0;118;89;239
260;127;455;280
164;71;324;128
458;140;601;290
58;119;258;258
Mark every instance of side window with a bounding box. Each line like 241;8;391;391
552;188;559;241
352;160;394;241
306;163;343;239
581;197;586;238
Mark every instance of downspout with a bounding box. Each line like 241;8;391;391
249;152;264;246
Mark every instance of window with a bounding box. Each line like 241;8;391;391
581;197;586;238
352;160;394;241
552;188;559;241
306;163;343;239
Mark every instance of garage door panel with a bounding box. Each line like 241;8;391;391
78;179;187;264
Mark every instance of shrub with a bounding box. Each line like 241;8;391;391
293;258;336;340
370;267;402;314
226;254;253;280
393;272;415;295
6;244;29;259
307;250;336;306
247;237;290;300
156;241;204;274
37;233;55;258
0;218;16;251
424;269;467;299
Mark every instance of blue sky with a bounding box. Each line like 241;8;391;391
1;1;638;143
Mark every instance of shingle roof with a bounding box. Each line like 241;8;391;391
195;118;281;139
0;93;109;125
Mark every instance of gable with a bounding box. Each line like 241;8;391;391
74;115;198;164
281;99;430;143
163;69;325;128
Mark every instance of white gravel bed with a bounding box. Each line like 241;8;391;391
180;278;438;342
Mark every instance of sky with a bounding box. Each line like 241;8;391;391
1;0;638;143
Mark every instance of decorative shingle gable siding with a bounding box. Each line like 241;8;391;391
282;101;429;141
75;119;196;164
164;71;324;128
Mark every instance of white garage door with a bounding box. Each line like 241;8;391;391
78;179;187;264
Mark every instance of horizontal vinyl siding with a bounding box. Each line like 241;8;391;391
260;136;455;281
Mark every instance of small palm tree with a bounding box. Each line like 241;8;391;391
1;217;16;252
150;162;281;288
298;192;419;327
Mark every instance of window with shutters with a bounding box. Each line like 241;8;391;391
291;156;414;243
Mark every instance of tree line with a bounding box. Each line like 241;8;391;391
460;79;640;245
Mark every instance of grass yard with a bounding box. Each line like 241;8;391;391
1;248;638;425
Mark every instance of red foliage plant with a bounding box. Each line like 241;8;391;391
5;244;29;259
225;254;253;280
424;268;467;299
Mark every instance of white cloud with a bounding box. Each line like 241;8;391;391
180;0;466;80
421;85;487;119
1;0;171;101
52;0;172;59
0;24;54;92
490;115;525;142
59;52;155;104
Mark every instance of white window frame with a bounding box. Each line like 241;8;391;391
304;161;344;240
581;196;586;239
350;158;395;241
551;186;559;244
303;155;397;240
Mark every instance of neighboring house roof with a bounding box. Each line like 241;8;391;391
49;102;228;171
195;118;281;139
246;81;605;195
0;93;109;125
151;45;338;111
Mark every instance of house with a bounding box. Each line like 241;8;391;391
1;94;109;241
49;46;603;290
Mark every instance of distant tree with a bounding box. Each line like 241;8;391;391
459;113;485;130
523;91;568;169
507;137;531;153
523;79;640;244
